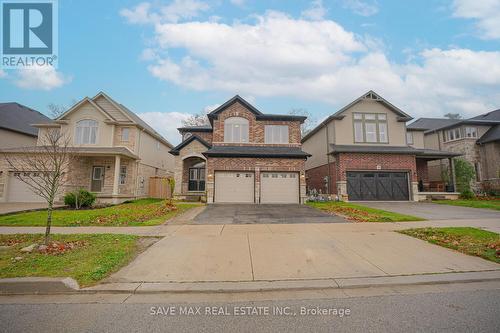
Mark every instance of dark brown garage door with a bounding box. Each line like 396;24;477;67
347;172;409;201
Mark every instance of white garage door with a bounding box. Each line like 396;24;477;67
260;172;299;204
7;172;45;203
214;172;254;203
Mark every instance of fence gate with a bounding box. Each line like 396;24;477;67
149;177;172;199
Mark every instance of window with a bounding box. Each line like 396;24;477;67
156;141;160;150
406;131;413;145
119;166;127;185
183;132;192;141
353;113;388;143
75;119;98;144
265;125;289;144
224;117;249;143
121;128;129;141
445;127;462;142
465;127;477;138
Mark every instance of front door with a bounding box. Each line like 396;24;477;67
188;168;205;191
91;166;105;192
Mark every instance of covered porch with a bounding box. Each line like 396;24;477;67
415;150;462;201
175;154;207;202
64;147;140;204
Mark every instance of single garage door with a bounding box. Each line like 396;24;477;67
260;172;299;204
214;172;254;203
347;171;409;201
7;172;45;203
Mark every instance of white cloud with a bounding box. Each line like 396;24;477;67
203;104;220;113
301;0;327;21
120;0;210;24
138;111;192;144
452;0;500;40
14;65;71;91
127;7;500;118
342;0;379;17
0;69;7;78
230;0;246;7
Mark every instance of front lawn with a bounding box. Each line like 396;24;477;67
0;234;157;286
433;199;500;211
307;201;425;222
399;227;500;263
0;199;203;227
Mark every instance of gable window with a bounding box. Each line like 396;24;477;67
121;127;129;141
224;117;249;143
75;119;98;144
265;125;289;144
406;131;413;145
465;127;477;138
445;128;462;142
183;132;192;141
353;113;388;143
119;166;127;185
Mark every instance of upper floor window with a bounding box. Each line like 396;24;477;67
183;132;192;141
121;127;129;141
75;119;98;144
444;127;462;142
353;113;388;143
465;127;477;138
406;131;413;145
224;117;249;143
265;125;289;144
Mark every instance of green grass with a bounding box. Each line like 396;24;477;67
433;199;500;211
399;227;500;263
0;234;152;286
307;201;425;222
0;199;203;227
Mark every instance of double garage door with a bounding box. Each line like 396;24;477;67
214;171;299;204
347;171;409;201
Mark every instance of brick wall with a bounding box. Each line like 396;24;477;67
211;101;301;146
305;162;337;194
336;153;417;182
180;131;213;144
416;159;429;183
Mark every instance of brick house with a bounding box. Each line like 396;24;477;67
169;95;310;204
0;92;174;204
302;91;461;201
407;109;500;193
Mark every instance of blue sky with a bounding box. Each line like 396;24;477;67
1;0;499;144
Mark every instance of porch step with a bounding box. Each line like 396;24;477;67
184;195;203;202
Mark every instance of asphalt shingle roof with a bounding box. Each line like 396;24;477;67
406;118;461;131
0;102;52;136
477;125;500;144
328;144;461;158
203;146;311;158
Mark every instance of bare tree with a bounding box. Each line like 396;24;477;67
444;113;462;119
289;108;316;136
3;129;75;244
47;99;77;119
182;110;210;127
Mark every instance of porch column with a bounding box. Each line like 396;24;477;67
449;157;457;192
113;155;121;196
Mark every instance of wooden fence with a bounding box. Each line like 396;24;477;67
149;176;172;199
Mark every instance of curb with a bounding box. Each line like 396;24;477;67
2;271;499;295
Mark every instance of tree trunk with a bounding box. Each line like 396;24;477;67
45;202;53;245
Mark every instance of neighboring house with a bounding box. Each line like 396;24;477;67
169;95;310;204
408;109;500;192
0;102;52;148
302;91;460;201
0;92;174;204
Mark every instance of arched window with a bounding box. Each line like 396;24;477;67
183;132;192;141
224;117;249;143
75;119;98;144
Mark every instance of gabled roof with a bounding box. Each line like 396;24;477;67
0;102;52;137
169;134;212;155
56;97;115;121
407;118;460;131
302;90;413;143
477;125;500;144
203;146;311;158
470;109;500;121
208;95;263;119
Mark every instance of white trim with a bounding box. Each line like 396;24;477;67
182;153;207;161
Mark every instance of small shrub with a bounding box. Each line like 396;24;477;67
64;189;96;209
459;188;475;199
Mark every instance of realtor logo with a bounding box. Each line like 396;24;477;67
1;0;58;68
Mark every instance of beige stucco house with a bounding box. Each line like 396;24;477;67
0;92;174;204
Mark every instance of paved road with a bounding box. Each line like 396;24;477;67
360;201;500;220
193;204;346;224
1;288;499;332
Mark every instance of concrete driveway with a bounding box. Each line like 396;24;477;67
192;204;346;224
359;202;500;220
108;223;499;283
